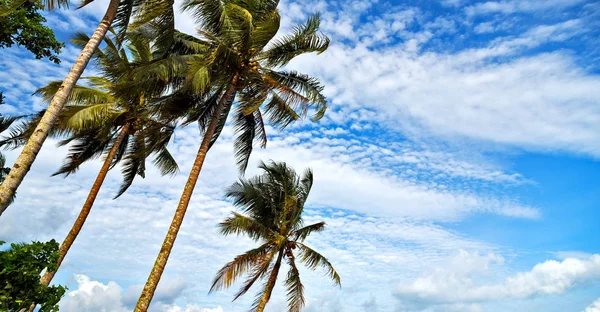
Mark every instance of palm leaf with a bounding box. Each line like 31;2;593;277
260;13;329;68
219;212;280;241
284;256;305;312
35;81;114;105
209;242;273;292
292;222;324;242
297;243;341;286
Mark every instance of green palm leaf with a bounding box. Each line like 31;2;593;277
297;243;341;286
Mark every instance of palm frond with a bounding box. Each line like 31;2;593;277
232;250;274;301
152;146;178;176
219;212;280;241
209;242;273;292
284;256;305;312
59;104;123;131
53;133;113;176
205;88;235;150
34;81;114;105
250;9;280;52
297;243;341;286
114;132;145;198
260;13;329;68
0;115;23;134
263;91;300;129
181;0;227;35
130;0;174;56
292;222;325;242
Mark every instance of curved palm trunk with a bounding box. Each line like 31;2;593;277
0;0;120;215
134;79;239;312
255;250;285;312
25;123;131;312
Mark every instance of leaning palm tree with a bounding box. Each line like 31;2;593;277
133;1;330;310
3;32;179;297
0;0;176;214
0;112;22;204
211;161;340;312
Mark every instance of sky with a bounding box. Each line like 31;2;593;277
1;0;599;311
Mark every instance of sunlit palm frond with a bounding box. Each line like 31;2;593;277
181;0;227;35
59;104;123;131
209;242;273;292
232;250;274;301
34;81;115;105
260;13;329;68
250;9;280;52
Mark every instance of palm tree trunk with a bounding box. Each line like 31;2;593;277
26;123;131;312
0;0;120;216
255;250;285;312
134;78;239;312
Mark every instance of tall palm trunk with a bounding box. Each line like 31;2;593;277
134;78;239;312
26;123;131;312
0;0;120;215
26;123;130;312
37;122;130;289
255;250;285;312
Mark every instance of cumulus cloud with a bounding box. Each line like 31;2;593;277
586;298;600;312
395;253;600;310
58;275;221;312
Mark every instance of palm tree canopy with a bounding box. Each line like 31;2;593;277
211;161;340;312
1;31;179;198
140;0;330;172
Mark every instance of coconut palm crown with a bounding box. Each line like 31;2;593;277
211;161;341;312
4;31;179;196
144;0;330;172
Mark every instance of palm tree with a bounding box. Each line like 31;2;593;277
133;1;330;309
0;0;175;214
0;113;21;204
211;161;340;312
3;32;179;295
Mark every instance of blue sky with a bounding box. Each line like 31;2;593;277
1;0;600;311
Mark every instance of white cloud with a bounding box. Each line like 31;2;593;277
394;253;600;310
465;0;585;16
288;19;600;157
59;275;129;312
586;298;600;312
59;275;222;312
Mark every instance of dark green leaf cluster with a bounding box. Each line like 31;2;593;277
0;0;64;63
0;240;66;311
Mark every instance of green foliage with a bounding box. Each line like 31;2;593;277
0;240;66;311
0;0;64;63
1;31;180;198
211;161;340;312
143;0;330;173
